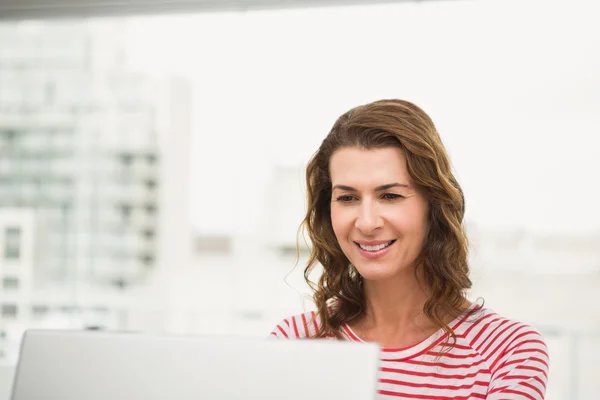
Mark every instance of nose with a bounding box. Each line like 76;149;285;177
354;199;383;235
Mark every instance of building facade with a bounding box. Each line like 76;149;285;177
0;20;192;359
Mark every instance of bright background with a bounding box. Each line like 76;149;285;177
0;0;598;398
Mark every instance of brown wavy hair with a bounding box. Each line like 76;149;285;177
301;99;472;344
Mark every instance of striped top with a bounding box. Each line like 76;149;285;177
270;305;549;399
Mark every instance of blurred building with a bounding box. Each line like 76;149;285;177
0;20;192;358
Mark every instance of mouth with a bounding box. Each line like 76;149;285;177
354;240;396;252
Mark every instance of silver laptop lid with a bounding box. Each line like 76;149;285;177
11;330;380;400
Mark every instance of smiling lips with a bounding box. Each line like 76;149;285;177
354;240;396;259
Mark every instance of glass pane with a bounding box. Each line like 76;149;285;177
4;227;21;260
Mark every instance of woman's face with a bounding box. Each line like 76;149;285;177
329;146;430;281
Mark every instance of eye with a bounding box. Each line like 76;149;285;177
335;195;356;203
381;193;404;201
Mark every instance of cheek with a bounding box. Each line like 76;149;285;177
330;206;350;240
412;209;430;243
388;207;429;239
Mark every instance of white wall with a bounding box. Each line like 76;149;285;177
123;0;600;238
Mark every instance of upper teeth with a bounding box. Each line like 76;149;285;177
359;241;393;251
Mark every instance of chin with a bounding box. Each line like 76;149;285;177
354;263;399;281
353;259;416;282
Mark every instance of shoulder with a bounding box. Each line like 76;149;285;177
456;307;548;365
269;311;322;340
455;307;549;398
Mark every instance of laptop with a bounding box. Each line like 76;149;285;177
10;329;380;400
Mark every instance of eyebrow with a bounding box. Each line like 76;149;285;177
332;183;410;192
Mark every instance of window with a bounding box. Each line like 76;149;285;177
140;253;154;266
141;228;154;240
32;304;49;318
1;304;18;318
2;276;19;289
146;154;157;165
4;226;21;260
120;153;133;166
119;204;132;220
144;179;156;191
144;203;156;216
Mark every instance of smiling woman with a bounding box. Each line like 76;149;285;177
329;147;430;284
270;99;549;399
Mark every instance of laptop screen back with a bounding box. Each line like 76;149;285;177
11;330;380;400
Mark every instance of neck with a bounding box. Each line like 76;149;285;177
360;268;431;330
349;267;443;348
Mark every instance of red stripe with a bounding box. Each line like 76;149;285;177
514;365;549;379
481;321;520;357
382;337;431;353
342;324;362;342
513;344;549;359
488;388;536;400
401;332;450;360
380;378;489;390
521;379;545;398
425;351;479;359
283;318;290;327
381;366;485;380
378;389;486;399
402;357;489;370
469;316;502;347
488;326;531;370
477;318;509;351
496;365;548;381
502;355;549;371
509;330;543;345
502;332;547;355
310;311;319;334
505;339;547;355
495;357;548;378
486;324;525;369
447;343;473;351
499;375;547;390
451;304;482;331
292;316;300;338
277;325;289;339
301;313;310;337
463;312;494;337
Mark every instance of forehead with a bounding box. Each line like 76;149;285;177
329;147;412;186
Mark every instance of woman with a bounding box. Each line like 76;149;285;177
270;99;549;399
